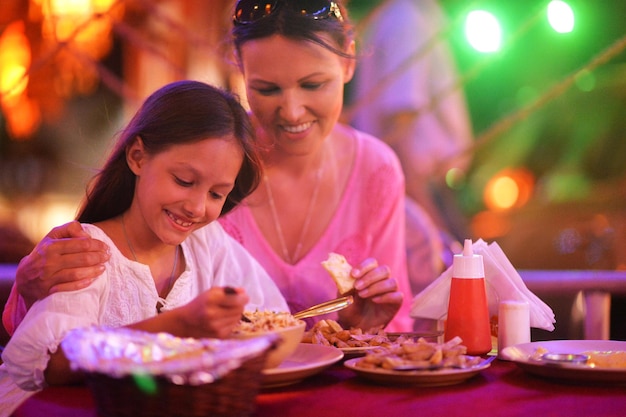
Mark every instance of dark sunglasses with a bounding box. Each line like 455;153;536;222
233;0;343;25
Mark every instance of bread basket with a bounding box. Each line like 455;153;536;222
61;326;278;417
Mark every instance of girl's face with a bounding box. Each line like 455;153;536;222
127;136;243;246
239;34;355;154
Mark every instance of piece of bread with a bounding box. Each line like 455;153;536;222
321;252;354;295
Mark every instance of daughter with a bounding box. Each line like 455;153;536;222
0;80;287;415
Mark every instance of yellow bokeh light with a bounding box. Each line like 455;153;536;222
485;175;519;210
483;168;535;211
0;22;31;101
49;0;93;16
4;95;41;139
0;66;29;101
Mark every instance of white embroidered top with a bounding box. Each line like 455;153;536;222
0;222;287;415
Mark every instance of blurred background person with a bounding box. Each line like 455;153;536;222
349;0;474;295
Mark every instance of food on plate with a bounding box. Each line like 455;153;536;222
354;336;482;370
302;319;396;349
233;310;302;334
322;252;354;295
232;310;305;369
530;346;549;361
583;351;626;368
531;346;626;369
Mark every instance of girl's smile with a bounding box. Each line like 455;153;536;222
126;136;244;251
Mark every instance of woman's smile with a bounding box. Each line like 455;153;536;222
281;121;315;134
240;34;351;150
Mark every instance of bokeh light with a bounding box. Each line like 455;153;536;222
483;168;535;211
547;0;575;34
465;10;502;53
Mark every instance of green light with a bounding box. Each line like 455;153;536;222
465;10;502;53
445;168;466;190
547;1;575;33
133;373;158;395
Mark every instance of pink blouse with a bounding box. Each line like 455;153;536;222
220;126;413;332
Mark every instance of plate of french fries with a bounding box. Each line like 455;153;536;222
500;340;626;384
302;319;444;358
302;319;400;358
343;336;492;387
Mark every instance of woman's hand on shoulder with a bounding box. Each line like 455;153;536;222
177;287;250;339
16;221;110;307
338;257;403;330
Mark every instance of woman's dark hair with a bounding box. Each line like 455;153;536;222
77;80;261;223
231;2;354;58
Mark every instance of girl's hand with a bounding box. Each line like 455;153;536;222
337;258;403;331
177;287;250;339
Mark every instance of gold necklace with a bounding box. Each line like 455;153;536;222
263;158;324;264
121;214;179;294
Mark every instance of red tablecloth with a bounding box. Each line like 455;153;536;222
12;359;626;417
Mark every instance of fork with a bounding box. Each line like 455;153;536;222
224;286;252;322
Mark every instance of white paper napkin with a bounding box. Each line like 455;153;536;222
410;239;555;331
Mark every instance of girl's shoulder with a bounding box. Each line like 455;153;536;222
80;223;114;243
80;223;127;264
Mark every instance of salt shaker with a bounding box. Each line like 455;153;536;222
497;300;530;358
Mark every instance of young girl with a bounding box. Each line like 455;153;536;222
0;80;287;415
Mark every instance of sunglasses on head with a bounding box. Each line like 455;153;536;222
233;0;344;25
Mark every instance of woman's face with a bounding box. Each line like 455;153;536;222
127;136;243;246
238;34;355;154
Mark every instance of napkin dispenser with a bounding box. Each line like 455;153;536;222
410;239;555;332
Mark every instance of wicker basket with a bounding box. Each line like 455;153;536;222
61;327;277;417
86;350;269;417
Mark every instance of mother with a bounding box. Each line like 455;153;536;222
4;0;414;332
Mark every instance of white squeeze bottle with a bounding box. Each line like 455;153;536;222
444;239;492;355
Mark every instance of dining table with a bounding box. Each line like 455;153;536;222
12;355;626;417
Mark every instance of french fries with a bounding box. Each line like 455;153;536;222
302;319;395;349
356;336;482;370
303;319;481;371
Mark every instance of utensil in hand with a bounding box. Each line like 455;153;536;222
224;286;252;322
292;295;354;320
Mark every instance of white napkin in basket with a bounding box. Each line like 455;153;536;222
410;239;555;331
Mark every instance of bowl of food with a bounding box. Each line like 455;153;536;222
232;311;306;369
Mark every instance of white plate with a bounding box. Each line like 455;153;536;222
343;357;492;387
261;343;343;388
339;345;380;358
500;340;626;384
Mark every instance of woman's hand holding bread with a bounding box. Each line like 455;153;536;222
322;253;403;330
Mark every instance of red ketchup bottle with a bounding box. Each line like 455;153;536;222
444;239;492;355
